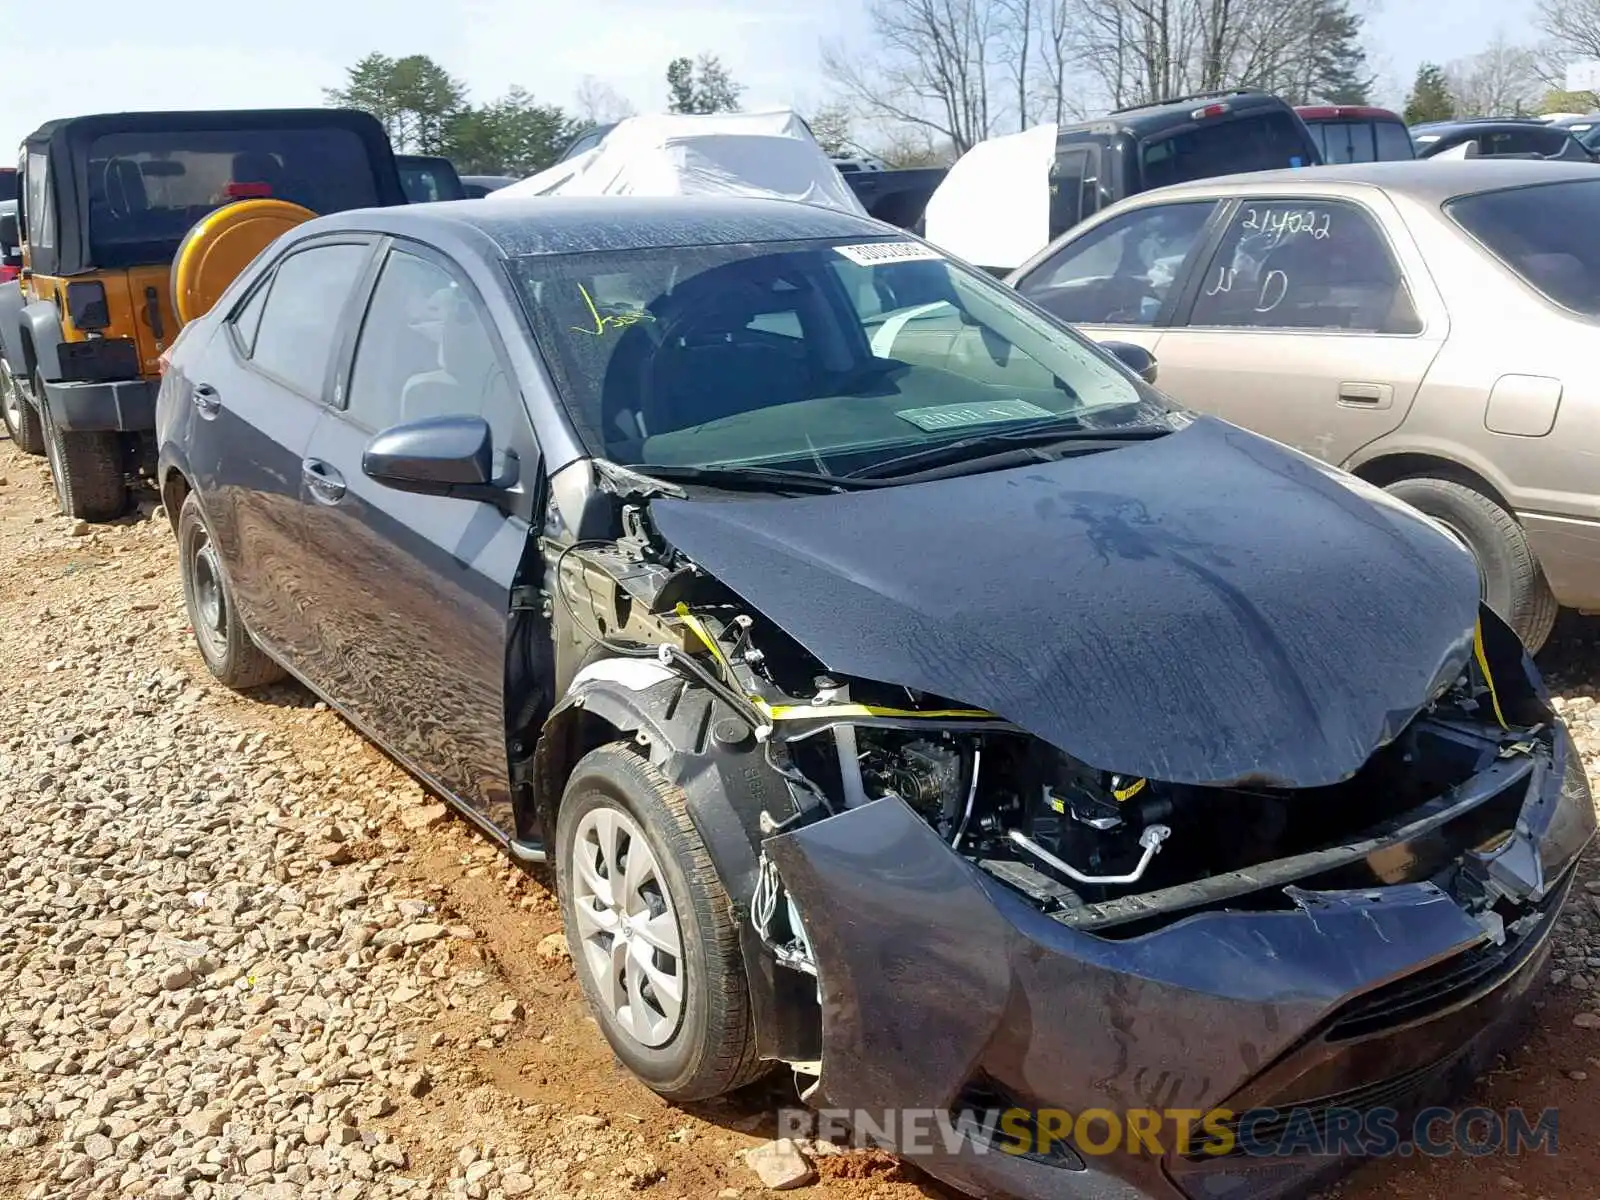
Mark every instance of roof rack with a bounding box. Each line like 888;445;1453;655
1109;89;1256;115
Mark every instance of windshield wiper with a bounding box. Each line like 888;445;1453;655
847;420;1173;480
632;463;870;494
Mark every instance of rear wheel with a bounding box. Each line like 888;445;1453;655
39;377;128;521
0;358;44;455
1384;475;1559;653
177;492;285;689
556;743;764;1101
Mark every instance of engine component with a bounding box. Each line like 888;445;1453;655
860;737;967;833
1010;823;1171;885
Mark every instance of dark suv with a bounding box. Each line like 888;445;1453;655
1046;90;1322;236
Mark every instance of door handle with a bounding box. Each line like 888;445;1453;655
192;383;221;417
302;458;347;504
1337;382;1394;410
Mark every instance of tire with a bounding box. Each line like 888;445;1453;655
176;491;285;689
556;743;764;1101
39;377;129;521
0;360;45;455
1384;475;1559;653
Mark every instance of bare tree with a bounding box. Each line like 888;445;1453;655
1536;0;1600;68
1532;0;1600;105
993;0;1035;130
1446;34;1541;116
573;76;637;125
822;0;1001;153
1030;0;1082;122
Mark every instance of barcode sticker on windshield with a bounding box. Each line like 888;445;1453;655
834;241;944;266
895;399;1053;432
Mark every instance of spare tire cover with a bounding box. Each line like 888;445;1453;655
172;199;317;325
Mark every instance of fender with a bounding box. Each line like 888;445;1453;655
0;281;24;378
533;659;822;1064
21;299;64;382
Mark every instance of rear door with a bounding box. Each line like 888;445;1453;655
293;238;538;831
178;237;376;664
1011;198;1224;359
1151;194;1448;465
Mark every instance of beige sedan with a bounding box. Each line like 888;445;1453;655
1006;159;1600;652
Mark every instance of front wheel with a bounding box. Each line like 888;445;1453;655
176;491;285;689
556;743;764;1101
1384;475;1559;653
1;360;45;455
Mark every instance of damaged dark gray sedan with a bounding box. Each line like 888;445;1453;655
153;195;1596;1200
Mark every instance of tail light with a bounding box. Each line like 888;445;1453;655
224;182;273;199
1191;102;1231;119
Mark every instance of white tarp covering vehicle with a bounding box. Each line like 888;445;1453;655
921;123;1059;272
490;109;869;217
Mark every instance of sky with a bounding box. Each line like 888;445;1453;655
0;0;1548;150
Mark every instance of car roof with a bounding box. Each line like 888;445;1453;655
1413;118;1551;133
23;107;388;143
1113;158;1600;205
304;194;892;257
1295;105;1403;121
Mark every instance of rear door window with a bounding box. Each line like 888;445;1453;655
1139;111;1312;190
1184;199;1420;334
24;152;53;250
245;242;372;399
1016;201;1217;325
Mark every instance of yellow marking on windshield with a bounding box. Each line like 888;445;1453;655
571;282;655;336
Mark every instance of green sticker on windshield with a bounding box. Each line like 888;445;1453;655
894;399;1054;432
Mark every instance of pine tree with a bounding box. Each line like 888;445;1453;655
1309;0;1374;104
1404;63;1457;124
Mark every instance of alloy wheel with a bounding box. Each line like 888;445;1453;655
568;804;685;1047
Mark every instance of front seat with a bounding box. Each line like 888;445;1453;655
401;296;509;423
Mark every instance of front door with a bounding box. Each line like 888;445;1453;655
1011;198;1224;362
179;237;375;663
1154;195;1446;465
294;239;539;831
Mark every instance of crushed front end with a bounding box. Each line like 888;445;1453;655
658;593;1591;1200
736;619;1592;1200
543;457;1595;1200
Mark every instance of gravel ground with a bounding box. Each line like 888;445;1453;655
0;436;1598;1200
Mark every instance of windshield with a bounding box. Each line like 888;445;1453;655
513;237;1169;475
84;127;381;264
1139;112;1314;189
1447;179;1600;317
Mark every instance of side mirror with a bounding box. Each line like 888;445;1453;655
0;212;18;248
1101;340;1159;385
362;415;511;502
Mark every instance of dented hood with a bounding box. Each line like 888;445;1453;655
648;416;1480;788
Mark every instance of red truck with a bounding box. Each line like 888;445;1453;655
1294;105;1415;162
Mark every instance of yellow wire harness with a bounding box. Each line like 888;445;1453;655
672;603;996;724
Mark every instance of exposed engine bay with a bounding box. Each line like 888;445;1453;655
547;490;1553;946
